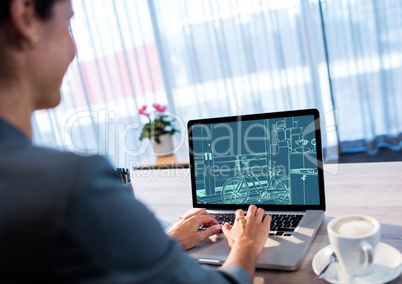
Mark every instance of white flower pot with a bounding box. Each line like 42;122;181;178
152;134;174;156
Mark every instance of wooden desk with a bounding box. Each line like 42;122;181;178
133;162;402;283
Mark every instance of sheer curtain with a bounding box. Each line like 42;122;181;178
33;0;164;168
32;0;402;167
148;0;338;160
321;0;402;154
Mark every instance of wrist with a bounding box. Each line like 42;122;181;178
232;239;260;258
223;240;260;278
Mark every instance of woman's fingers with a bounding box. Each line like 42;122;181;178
246;204;257;217
235;208;245;221
198;214;219;226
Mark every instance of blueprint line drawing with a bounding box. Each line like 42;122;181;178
221;156;291;204
193;115;320;205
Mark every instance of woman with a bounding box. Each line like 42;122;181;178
0;0;271;283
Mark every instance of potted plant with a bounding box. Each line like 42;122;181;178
138;103;178;155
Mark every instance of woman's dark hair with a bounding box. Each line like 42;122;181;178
0;0;58;24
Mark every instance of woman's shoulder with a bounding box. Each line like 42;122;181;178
9;143;116;186
27;144;111;168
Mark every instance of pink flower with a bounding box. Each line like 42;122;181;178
138;105;149;117
152;103;167;113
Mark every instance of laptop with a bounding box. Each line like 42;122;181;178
186;108;326;270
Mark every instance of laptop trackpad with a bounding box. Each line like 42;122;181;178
188;234;229;263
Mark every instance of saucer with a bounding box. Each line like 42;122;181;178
312;243;402;284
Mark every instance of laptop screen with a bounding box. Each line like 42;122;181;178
188;109;325;211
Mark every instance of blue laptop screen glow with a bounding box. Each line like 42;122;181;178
190;115;321;206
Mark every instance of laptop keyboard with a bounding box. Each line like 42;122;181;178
206;213;303;237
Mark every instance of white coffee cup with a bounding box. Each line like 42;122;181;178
327;214;380;276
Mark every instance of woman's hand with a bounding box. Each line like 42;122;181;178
220;205;271;278
167;208;222;250
222;205;271;256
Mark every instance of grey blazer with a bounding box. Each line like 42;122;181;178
0;119;250;284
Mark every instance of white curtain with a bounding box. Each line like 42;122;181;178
32;0;402;167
